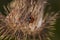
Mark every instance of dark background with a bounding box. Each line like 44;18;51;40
0;0;60;40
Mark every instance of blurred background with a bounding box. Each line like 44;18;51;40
0;0;60;40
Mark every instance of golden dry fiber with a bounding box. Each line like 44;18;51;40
0;0;59;40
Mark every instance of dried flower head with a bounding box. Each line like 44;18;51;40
0;0;59;40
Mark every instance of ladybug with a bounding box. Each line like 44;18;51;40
26;15;34;23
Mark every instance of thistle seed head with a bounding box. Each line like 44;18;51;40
0;0;59;40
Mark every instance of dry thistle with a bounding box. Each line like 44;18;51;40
0;0;59;40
